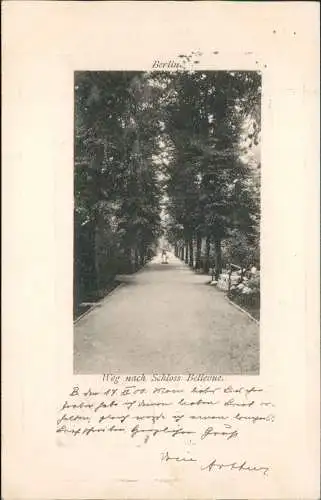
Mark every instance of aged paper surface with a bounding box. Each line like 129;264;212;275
2;1;320;499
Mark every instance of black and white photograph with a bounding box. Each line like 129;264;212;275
73;70;261;375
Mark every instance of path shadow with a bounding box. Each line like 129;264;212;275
143;263;180;272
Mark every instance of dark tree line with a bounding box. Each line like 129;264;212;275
74;72;163;311
161;71;261;279
74;70;261;313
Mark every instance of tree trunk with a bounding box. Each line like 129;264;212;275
184;240;189;264
214;238;222;281
204;236;211;274
195;235;202;270
134;247;139;270
189;240;194;267
88;218;98;293
139;243;145;267
124;246;131;273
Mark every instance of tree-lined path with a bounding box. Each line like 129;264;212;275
74;70;261;373
74;252;259;375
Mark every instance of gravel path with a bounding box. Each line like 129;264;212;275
74;253;259;375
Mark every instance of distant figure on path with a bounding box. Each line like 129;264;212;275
161;249;167;264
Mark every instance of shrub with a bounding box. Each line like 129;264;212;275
228;272;260;320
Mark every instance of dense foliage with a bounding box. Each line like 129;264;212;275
160;71;261;278
74;72;163;311
74;70;261;314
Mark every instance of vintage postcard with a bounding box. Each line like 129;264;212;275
2;2;320;499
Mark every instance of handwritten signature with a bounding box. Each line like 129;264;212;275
160;453;269;476
201;458;269;476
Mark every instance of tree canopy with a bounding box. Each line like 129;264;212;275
74;70;261;312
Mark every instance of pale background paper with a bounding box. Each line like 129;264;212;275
2;1;320;499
